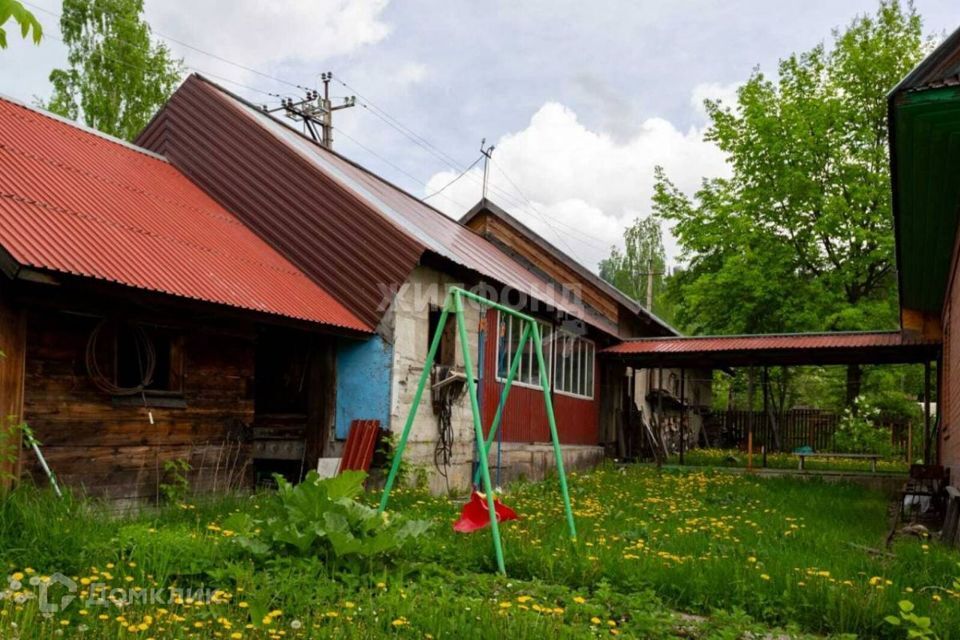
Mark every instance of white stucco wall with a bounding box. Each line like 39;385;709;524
382;266;479;492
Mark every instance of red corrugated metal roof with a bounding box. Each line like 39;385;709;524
603;331;932;354
0;96;370;332
138;76;619;336
601;331;940;367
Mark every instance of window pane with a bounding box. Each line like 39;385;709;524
573;338;583;395
527;337;538;386
497;313;508;378
585;343;594;396
542;325;552;384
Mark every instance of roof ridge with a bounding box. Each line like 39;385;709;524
463;198;679;335
192;75;499;240
0;193;312;280
0;93;170;164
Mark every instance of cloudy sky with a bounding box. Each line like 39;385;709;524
3;0;957;271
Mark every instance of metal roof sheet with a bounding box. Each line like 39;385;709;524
460;198;677;336
0;95;370;332
182;77;619;336
602;331;940;367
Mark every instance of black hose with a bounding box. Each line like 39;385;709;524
85;319;157;395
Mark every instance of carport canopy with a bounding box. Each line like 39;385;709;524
601;331;940;369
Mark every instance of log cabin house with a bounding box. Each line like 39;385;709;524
0;95;370;503
0;75;683;501
135;75;682;492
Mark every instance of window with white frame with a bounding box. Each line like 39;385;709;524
554;331;595;399
495;311;553;388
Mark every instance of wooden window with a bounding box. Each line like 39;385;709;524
427;305;456;367
495;311;553;388
554;331;594;400
115;324;184;395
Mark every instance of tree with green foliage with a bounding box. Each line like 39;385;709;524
599;215;670;319
44;0;183;141
657;0;926;405
0;0;42;48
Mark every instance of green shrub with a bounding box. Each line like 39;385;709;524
223;471;431;565
834;398;896;457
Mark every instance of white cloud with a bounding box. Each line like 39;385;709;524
425;95;730;272
144;0;392;85
690;81;742;120
394;62;428;87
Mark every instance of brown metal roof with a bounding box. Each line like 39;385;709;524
889;24;960;96
461;198;677;336
138;76;616;335
602;331;940;367
0;94;370;332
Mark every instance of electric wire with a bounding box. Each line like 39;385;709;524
27;0;614;258
423;154;483;202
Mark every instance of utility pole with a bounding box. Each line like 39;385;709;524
480;138;496;200
639;260;664;311
264;72;356;150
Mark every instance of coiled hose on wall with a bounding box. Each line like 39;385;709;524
85;318;157;395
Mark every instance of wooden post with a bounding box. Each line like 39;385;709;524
924;361;931;465
0;299;26;493
762;366;769;467
679;368;686;466
657;368;664;467
746;369;755;472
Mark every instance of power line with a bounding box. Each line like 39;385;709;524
489;159;614;259
38;29;280;99
26;0;621;258
333;73;618;258
423;154;483;202
23;0;303;92
332;73;541;213
26;13;469;210
333;127;474;211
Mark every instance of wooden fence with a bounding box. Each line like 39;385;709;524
704;409;912;457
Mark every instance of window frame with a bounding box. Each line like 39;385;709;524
113;323;185;398
493;311;554;391
553;330;596;400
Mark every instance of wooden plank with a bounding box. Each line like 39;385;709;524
942;487;960;548
0;294;25;491
20;309;256;500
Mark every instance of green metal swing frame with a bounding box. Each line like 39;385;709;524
377;287;577;575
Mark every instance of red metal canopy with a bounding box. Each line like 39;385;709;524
602;331;940;367
0;96;370;333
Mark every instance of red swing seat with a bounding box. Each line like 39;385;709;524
453;490;518;533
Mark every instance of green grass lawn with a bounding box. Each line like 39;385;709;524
669;448;911;473
1;465;957;639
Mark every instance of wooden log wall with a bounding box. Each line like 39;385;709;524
21;310;256;502
0;294;25;492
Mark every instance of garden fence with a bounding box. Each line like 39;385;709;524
704;409;911;458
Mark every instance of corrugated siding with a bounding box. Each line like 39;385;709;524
136;77;424;330
0;97;369;331
479;309;598;445
943;258;960;479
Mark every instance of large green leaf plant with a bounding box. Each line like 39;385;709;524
224;471;431;563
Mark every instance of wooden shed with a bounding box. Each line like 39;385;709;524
0;96;369;501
